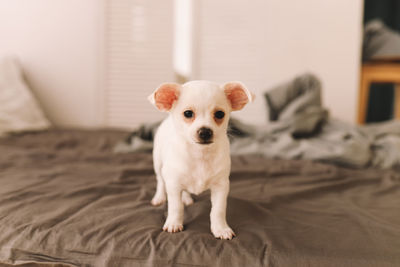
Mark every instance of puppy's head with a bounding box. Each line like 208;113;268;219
149;80;254;145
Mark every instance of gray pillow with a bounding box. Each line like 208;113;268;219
0;56;50;136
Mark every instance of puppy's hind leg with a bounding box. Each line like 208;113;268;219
182;190;193;206
151;175;167;206
151;144;166;206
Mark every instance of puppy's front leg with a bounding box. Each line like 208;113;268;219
163;181;184;233
210;182;235;240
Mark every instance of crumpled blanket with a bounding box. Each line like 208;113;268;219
363;19;400;61
115;74;400;170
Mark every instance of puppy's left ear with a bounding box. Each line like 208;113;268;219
148;83;181;112
223;82;255;111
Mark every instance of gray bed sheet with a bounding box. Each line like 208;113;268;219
0;130;400;267
117;74;400;170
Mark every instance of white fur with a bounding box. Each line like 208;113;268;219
149;80;253;239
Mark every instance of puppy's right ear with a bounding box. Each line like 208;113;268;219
148;83;181;112
223;81;255;111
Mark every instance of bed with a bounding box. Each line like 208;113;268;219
0;129;399;267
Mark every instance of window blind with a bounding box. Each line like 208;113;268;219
104;0;174;129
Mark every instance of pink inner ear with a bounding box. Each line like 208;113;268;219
154;85;179;111
225;85;249;111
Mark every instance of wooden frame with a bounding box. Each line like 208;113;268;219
358;62;400;124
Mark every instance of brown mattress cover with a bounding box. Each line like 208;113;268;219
0;130;399;267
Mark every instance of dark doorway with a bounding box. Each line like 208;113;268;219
363;0;400;122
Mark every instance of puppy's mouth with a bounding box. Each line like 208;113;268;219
196;141;214;145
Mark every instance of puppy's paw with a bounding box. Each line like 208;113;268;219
163;221;184;233
211;226;235;240
151;195;166;206
182;192;194;206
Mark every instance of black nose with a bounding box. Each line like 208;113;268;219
197;127;213;142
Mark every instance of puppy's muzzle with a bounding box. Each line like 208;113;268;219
197;127;213;144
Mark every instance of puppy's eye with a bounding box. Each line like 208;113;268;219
214;111;225;119
183;110;194;118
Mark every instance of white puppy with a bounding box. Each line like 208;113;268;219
148;80;253;240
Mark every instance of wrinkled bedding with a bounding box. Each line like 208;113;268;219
117;74;400;170
1;129;400;267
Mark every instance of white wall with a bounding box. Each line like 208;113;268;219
0;0;363;128
193;0;363;124
0;0;102;127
